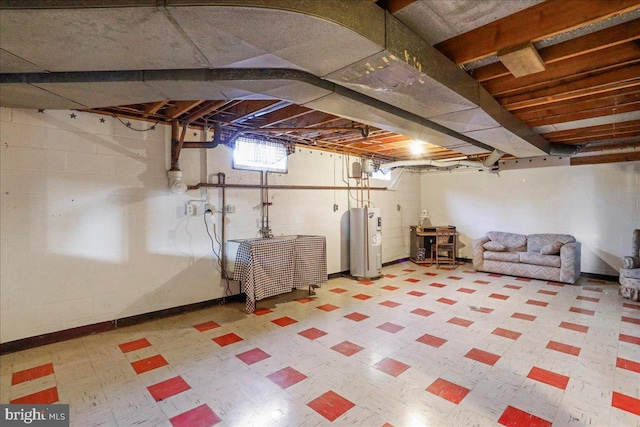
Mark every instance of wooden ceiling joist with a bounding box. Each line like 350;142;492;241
435;0;640;65
471;19;640;83
255;104;314;128
519;100;640;128
514;87;640;123
168;100;206;119
485;42;640;96
226;100;286;125
500;63;640;110
144;100;169;117
541;119;640;144
570;150;640;165
581;140;640;152
527;102;640;129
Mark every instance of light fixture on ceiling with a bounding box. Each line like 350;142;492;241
410;140;425;155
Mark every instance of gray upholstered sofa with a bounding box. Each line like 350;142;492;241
619;229;640;301
473;231;581;284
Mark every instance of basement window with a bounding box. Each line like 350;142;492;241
233;135;288;173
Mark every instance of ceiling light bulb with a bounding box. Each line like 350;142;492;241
410;140;424;155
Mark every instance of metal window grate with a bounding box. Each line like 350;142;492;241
233;135;289;173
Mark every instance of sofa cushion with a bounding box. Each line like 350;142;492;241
540;242;563;255
486;231;527;250
527;234;575;253
519;252;561;268
621;267;640;280
483;241;506;251
484;251;520;263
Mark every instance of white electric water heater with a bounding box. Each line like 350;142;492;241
350;207;382;279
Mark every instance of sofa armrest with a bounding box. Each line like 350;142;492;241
473;237;490;271
622;256;640;269
560;242;581;284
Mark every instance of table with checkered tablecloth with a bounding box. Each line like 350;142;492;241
233;235;327;312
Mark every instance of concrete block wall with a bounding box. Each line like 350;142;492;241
0;107;420;343
420;163;640;276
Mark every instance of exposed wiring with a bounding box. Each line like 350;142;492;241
187;194;209;206
204;211;233;298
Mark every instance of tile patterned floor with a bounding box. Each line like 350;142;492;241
1;262;639;426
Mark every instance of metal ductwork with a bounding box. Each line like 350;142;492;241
548;142;585;157
0;1;551;159
482;149;505;168
380;159;489;171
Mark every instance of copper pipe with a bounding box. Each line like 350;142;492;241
170;120;180;170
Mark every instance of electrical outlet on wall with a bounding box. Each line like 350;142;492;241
185;203;196;216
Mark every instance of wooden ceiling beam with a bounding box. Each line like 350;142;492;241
485;42;640;97
322;129;390;145
435;0;640;65
547;122;640;138
528;102;640;128
227;100;286;124
581;140;640;152
515;87;640;119
543;118;640;135
519;99;640;127
375;143;450;154
344;133;407;147
284;111;344;129
546;129;640;144
471;19;640;83
181;100;227;123
256;104;314;128
167;100;206;119
500;63;640;110
144;100;169;117
570;150;640;165
541;120;640;143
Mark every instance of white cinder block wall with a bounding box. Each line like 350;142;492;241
0;108;420;343
420;163;640;276
3;106;637;344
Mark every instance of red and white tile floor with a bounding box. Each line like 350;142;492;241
1;262;639;426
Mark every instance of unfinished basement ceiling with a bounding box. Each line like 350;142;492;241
0;0;639;166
